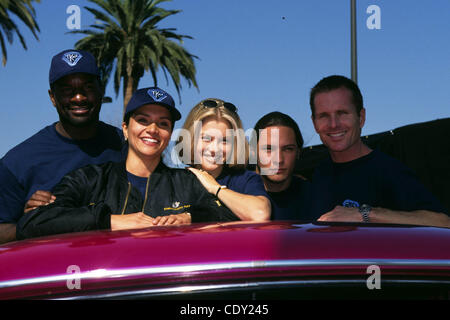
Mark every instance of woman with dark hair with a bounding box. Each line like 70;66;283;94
252;111;312;220
17;88;238;239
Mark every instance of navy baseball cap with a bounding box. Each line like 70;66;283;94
124;87;182;122
49;49;100;85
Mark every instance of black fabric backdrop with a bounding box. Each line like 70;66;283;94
295;118;450;213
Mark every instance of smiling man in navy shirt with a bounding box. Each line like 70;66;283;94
308;75;449;228
0;49;124;243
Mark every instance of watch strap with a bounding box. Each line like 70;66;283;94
359;204;372;223
215;185;227;197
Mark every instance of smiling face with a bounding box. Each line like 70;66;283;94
123;104;173;163
49;73;103;128
312;87;366;162
257;126;299;191
195;117;233;177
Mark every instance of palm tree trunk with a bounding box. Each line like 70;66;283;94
122;58;142;115
122;74;142;115
123;58;134;114
123;76;134;115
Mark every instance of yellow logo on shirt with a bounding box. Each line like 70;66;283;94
164;204;191;211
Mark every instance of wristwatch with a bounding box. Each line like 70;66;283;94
215;185;227;197
359;204;372;223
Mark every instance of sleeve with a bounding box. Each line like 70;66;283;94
16;168;112;240
241;172;270;198
189;176;239;223
382;162;448;215
0;161;27;223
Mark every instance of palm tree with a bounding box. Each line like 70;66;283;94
0;0;40;66
70;0;198;112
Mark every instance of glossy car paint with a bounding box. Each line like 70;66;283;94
0;221;449;299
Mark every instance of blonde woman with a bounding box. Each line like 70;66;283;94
177;98;271;221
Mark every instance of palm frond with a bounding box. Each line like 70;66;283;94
0;0;40;65
72;0;199;110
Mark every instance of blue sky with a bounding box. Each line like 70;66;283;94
1;0;449;158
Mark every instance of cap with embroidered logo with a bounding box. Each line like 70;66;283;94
124;87;181;122
49;49;100;85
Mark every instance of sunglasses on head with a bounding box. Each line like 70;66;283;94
201;99;238;113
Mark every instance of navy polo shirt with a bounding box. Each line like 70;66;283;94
309;149;448;219
0;121;125;223
126;171;148;199
267;176;312;221
216;167;269;198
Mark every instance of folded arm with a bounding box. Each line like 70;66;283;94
187;167;270;221
318;206;450;228
216;189;271;221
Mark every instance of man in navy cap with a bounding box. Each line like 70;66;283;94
0;49;124;243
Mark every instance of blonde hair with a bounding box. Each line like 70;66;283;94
176;98;249;169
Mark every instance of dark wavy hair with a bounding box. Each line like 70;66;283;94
309;75;363;118
252;111;304;149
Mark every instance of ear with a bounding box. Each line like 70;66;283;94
48;89;57;107
121;122;128;141
359;108;366;129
